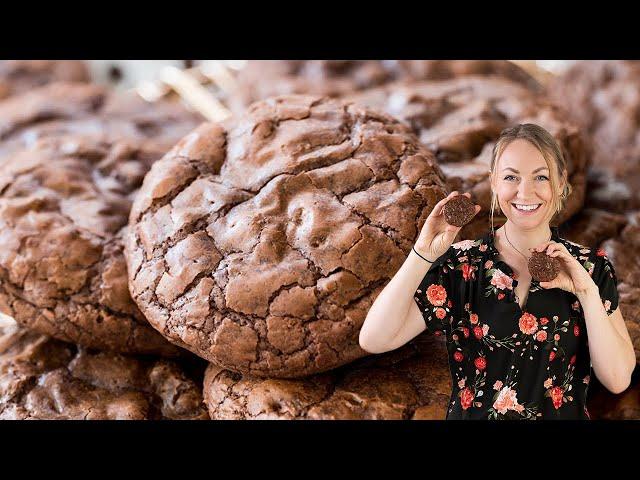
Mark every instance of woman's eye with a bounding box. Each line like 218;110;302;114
503;175;517;181
536;175;549;181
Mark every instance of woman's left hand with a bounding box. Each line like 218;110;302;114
533;241;596;296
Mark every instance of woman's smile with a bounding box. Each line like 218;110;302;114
511;202;543;215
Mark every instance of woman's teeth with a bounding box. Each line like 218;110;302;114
512;203;541;212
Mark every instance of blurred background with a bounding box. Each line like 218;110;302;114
86;60;573;89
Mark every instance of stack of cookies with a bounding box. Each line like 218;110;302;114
0;60;208;419
0;59;636;419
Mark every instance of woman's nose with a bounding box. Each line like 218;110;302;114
518;179;534;197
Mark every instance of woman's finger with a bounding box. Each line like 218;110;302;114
533;240;555;252
548;250;574;265
431;191;459;217
546;242;567;255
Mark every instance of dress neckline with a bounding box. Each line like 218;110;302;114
483;225;561;257
481;226;562;311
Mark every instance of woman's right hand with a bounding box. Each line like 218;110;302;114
413;191;481;262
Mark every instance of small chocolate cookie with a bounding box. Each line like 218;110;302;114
528;250;561;282
126;94;448;378
0;316;208;420
203;334;451;420
443;195;476;227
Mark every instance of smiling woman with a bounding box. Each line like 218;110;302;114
359;123;637;420
489;124;572;233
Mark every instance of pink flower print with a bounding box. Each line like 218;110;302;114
453;240;476;251
459;388;475;410
536;330;547;342
493;386;521;414
491;269;513;290
544;378;553;389
518;312;538;335
493;380;503;391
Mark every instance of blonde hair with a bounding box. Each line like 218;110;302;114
489;123;571;232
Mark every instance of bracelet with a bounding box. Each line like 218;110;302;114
412;246;436;264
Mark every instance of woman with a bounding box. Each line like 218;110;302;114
359;123;636;419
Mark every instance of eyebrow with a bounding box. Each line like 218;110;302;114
502;167;550;174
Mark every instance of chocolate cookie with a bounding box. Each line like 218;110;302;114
203;334;451;419
347;75;589;239
443;195;476;227
528;251;561;282
126;94;448;378
601;212;640;360
230;60;541;114
0;316;208;420
549;61;640;212
0;61;89;100
559;208;628;248
0;136;185;355
0;82;203;163
587;372;640;420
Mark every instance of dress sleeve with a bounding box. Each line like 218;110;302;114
413;246;456;335
588;249;620;316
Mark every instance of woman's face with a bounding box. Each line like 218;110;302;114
492;139;561;230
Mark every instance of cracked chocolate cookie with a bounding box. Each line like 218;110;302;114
0;61;89;100
549;61;640;212
443;194;477;227
528;251;561;282
601;213;640;361
0;136;186;355
560;208;628;248
0;82;203;163
347;75;589;239
587;371;640;420
126;94;448;378
230;60;541;114
203;334;451;419
0;316;208;419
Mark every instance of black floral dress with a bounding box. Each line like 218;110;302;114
413;227;619;420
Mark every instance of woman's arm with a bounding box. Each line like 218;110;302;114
359;191;480;354
575;291;635;394
358;249;431;353
538;242;636;394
